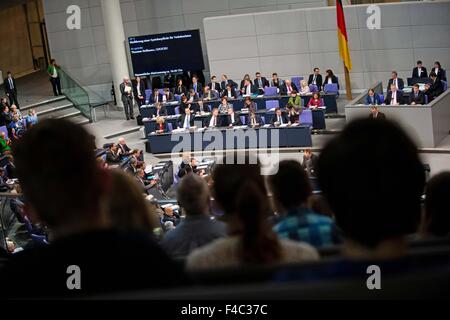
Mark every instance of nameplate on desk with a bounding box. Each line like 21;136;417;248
263;124;271;128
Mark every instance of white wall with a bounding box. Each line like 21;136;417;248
204;1;450;93
43;0;326;101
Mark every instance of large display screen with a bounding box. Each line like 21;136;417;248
128;29;204;77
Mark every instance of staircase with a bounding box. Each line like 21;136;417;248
21;96;90;125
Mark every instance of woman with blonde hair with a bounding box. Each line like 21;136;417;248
155;116;167;133
300;80;310;95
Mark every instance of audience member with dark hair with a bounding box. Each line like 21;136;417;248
186;153;318;270
423;172;450;238
0;119;185;298
428;72;444;101
161;174;226;259
317;119;425;259
270;160;341;248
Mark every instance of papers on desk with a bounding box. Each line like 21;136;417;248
144;165;153;174
263;124;271;128
290;123;300;127
240;108;249;113
279;124;289;128
172;128;187;133
233;125;248;130
196;165;209;170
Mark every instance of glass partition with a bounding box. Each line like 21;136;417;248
58;68;92;122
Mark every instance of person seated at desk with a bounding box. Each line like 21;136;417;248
365;89;382;105
149;88;163;104
254;71;269;94
271;73;283;89
306;92;323;109
106;143;121;164
369;106;386;120
387;71;404;93
154;102;168;118
117;137;133;157
412;60;428;79
280;79;298;95
192;99;211;114
179;107;195;129
428;71;445;101
221;84;237;99
155;116;167;134
218;96;233;113
303;149;319;177
187;88;199;102
288;90;302;110
241;79;256;96
162;88;174;102
135;168;157;192
308;67;323;90
271;107;289;126
190;76;203;97
323;69;339;88
299;80;310;95
247;110;262;128
240;74;253;91
205;107;222;128
286;103;300;124
226;107;242;127
203;86;218;100
220;74;237;92
243;96;257;112
385;84;404;106
208;75;221;93
432;61;446;81
175;79;187;96
180;95;191;114
409;84;425;105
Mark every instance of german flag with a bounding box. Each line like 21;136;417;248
336;0;352;71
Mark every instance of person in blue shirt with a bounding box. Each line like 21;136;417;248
270;160;341;248
365;88;382;105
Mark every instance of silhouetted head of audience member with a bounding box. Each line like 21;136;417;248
177;173;210;217
212;153;281;264
317;119;425;255
308;194;334;218
269;160;312;213
424;172;450;237
13;119;109;237
106;170;157;232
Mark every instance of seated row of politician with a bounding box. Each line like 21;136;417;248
130;67;340;108
366;69;446;106
153;105;298;133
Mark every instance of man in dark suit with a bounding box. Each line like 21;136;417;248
117;137;132;157
271;108;289;126
135;168;156;192
149;88;163;104
412;60;428;79
154;102;168;117
133;77;146;107
387;71;404;93
240;79;256;96
0;119;186;298
428;72;444;101
220;74;236;91
208;75;221;93
221;84;237;99
178;107;195;129
254;72;269;93
409;84;425;105
163;72;175;89
120;77;134;120
385;84;405;105
279;79;299;95
106;143;121;164
226;107;242;127
302;149;319;177
162;88;174;102
307;67;323;90
190;76;203;96
4;71;19;108
204;107;222;128
369;106;386;120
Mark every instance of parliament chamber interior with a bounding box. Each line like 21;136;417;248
0;0;450;306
